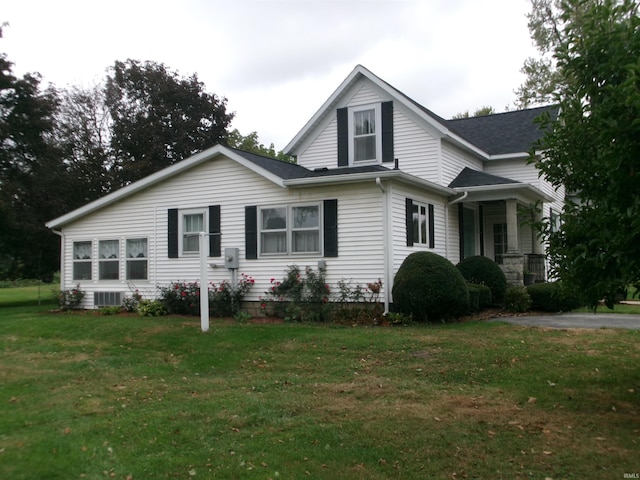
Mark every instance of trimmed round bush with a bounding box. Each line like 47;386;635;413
456;256;507;303
392;252;470;322
468;283;492;311
526;282;585;312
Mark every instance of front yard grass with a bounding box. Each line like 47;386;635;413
1;304;639;479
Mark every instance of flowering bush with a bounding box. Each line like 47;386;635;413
59;284;85;310
158;274;254;317
332;278;384;325
122;289;142;313
158;281;202;315
260;265;331;322
210;273;255;317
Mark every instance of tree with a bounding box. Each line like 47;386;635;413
0;25;63;279
531;0;640;309
105;60;234;185
53;84;115;205
451;105;497;119
226;128;294;162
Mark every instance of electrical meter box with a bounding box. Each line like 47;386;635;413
224;247;239;269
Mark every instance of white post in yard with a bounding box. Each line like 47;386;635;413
199;232;209;332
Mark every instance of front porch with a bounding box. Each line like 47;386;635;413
449;168;553;286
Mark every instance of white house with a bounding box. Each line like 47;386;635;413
46;65;563;311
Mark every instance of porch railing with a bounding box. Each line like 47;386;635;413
525;254;546;282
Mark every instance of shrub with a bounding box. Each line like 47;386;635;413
331;278;384;325
158;276;254;317
260;265;331;322
99;306;122;315
504;286;532;313
158;281;201;315
138;299;167;317
392;252;469;322
467;283;492;311
526;282;585;312
122;289;142;313
59;284;85;310
209;274;255;316
456;256;507;303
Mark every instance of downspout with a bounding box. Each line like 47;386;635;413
376;177;391;314
51;229;65;293
445;191;468;261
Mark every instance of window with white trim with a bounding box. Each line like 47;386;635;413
349;104;381;164
73;241;92;280
126;238;148;280
98;239;119;280
181;209;206;255
260;204;320;255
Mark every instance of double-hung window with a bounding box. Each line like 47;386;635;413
126;238;148;280
73;241;92;280
181;210;206;255
412;202;429;245
349;104;381;164
98;240;120;280
260;204;320;255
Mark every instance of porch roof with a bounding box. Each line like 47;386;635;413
448;167;553;204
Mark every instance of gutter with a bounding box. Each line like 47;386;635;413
376;177;391;314
284;170;455;196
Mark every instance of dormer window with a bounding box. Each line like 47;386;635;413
337;101;393;167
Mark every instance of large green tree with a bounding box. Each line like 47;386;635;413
105;60;234;186
0;26;63;279
226;129;294;162
531;0;640;308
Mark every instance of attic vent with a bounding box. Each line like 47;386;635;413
313;167;329;172
94;291;122;307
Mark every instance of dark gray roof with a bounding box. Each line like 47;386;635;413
446;105;559;155
230;146;393;180
448;167;521;188
229;147;311;179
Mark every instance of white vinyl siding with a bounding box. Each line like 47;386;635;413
441;141;483;187
58;157;387;307
389;184;448;295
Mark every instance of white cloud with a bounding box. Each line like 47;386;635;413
2;0;536;149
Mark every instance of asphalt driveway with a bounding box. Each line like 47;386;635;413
490;312;640;330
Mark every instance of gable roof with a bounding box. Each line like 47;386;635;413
446;106;559;156
47;144;454;229
285;64;556;159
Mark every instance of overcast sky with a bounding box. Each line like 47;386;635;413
3;0;536;150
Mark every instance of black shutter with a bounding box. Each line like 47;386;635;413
428;203;435;248
458;203;464;261
323;199;338;257
406;198;414;247
168;208;178;258
381;101;394;163
245;206;258;260
337;107;348;167
209;205;221;257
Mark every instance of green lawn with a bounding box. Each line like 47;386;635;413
1;302;639;479
0;283;59;308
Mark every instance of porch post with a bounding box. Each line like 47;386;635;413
532;207;543;255
501;199;524;286
505;199;520;253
